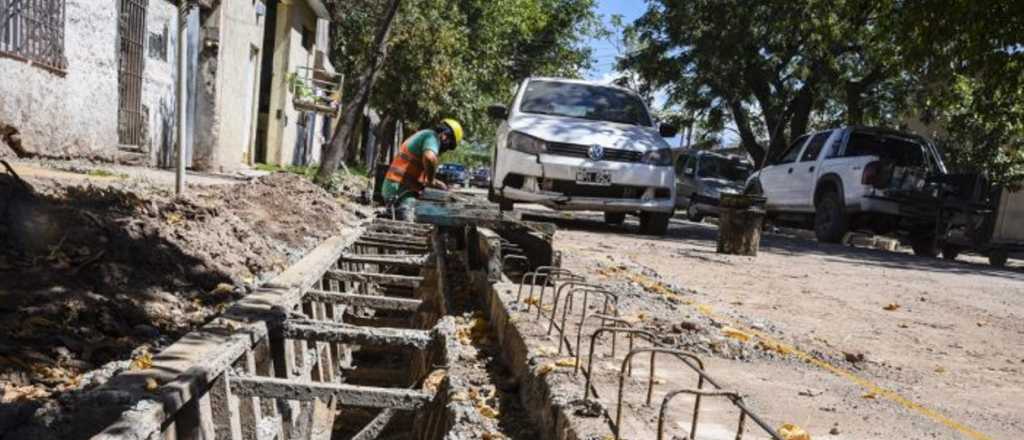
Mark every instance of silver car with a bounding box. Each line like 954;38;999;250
675;150;753;222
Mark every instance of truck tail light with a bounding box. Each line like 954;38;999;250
861;160;891;188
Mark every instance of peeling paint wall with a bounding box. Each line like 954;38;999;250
210;0;266;170
265;0;320;167
141;0;179;167
190;0;266;172
0;0;119;159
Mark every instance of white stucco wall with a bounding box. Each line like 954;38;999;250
265;0;319;166
0;0;119;158
141;0;179;166
210;0;266;170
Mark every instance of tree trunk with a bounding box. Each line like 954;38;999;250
316;0;402;185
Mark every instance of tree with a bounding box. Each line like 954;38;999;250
623;0;908;165
326;0;601;171
317;0;402;184
625;0;1024;183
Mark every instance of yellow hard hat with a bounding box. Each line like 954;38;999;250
442;118;463;146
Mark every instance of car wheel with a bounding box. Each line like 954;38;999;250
989;250;1009;268
639;211;671;236
942;245;961;261
814;191;848;243
911;236;940;258
604;212;626;226
686;204;704;223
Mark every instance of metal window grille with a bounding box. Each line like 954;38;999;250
0;0;67;73
117;0;147;146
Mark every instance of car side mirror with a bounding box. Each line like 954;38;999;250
487;104;508;120
659;123;678;138
684;167;695;176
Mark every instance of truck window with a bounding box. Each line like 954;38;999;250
799;132;831;162
775;135;809;165
845;132;928;167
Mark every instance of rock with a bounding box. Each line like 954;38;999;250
830;426;840;435
674;320;702;333
843;352;866;363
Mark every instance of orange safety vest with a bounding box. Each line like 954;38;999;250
385;142;427;193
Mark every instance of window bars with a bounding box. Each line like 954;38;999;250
0;0;67;73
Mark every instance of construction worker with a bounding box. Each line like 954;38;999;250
381;118;463;220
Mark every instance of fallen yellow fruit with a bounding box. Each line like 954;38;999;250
778;423;810;440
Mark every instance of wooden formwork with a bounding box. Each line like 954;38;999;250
90;219;444;440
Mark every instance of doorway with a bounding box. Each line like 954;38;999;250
117;0;147;146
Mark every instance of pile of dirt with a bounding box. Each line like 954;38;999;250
0;171;365;438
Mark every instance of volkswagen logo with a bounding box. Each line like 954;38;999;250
587;144;604;161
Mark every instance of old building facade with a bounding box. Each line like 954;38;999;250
0;0;338;171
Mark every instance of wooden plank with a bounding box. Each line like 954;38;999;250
339;253;428;269
281;320;433;349
229;376;432;410
361;231;430;244
325;270;424;287
304;290;423;312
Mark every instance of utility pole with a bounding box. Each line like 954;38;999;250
175;1;192;196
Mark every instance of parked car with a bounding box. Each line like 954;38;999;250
437;163;468;187
486;77;679;235
675;150;754;222
746;126;948;255
471;168;491;188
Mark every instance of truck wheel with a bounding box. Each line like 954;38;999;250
686;204;704;223
941;245;961;261
814;191;848;243
499;199;514;211
911;237;940;258
640;211;671;236
604;212;626;226
989;250;1009;268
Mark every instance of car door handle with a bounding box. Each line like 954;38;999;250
808;166;815;172
787;168;794;174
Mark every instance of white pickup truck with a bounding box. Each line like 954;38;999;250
746;126;948;255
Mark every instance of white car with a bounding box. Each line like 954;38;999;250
486;78;679;235
747;126;948;254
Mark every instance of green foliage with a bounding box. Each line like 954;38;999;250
625;0;1024;183
438;142;492;168
328;0;601;148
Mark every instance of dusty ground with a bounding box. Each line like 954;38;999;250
513;206;1024;440
0;160;369;439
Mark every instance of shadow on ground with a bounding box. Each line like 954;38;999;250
520;209;1024;281
0;178;234;439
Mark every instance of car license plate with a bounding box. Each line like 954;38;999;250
575;169;612;186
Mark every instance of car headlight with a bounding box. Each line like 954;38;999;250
719;186;740;195
642;148;673;166
507;131;546;154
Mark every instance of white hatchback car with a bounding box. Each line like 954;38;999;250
487;78;679;235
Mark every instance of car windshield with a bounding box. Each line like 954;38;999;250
519;80;652;126
699;156;752;181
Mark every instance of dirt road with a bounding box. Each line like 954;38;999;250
519;206;1023;440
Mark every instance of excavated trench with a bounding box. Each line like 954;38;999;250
322;221;554;440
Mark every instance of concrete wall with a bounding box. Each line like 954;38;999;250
0;0;119;158
210;0;266;169
141;0;179;166
265;0;319;167
189;0;267;172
